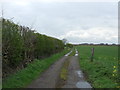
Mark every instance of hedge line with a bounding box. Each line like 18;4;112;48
2;18;64;77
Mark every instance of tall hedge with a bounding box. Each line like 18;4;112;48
2;18;64;77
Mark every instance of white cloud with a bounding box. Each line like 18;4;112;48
0;1;117;44
0;0;118;3
60;27;118;44
13;1;30;6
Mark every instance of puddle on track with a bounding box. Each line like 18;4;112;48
76;81;92;88
76;70;92;88
76;71;83;78
74;49;78;56
75;54;78;56
65;51;72;56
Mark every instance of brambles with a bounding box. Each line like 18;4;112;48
2;18;64;77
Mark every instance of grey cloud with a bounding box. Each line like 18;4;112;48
2;1;118;43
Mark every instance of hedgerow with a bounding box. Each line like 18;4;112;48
2;18;64;77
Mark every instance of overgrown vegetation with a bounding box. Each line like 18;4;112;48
76;46;118;88
2;18;64;77
2;49;69;88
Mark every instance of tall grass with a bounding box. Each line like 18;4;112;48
76;46;118;88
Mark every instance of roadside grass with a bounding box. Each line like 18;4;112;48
60;59;70;80
60;47;76;80
76;45;118;88
69;48;76;56
56;57;70;88
2;49;69;88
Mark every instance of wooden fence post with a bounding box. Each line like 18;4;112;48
91;48;94;62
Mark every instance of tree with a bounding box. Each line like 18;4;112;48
62;38;67;45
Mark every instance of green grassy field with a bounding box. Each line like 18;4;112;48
2;49;69;88
76;45;119;88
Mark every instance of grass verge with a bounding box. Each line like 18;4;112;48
60;59;70;80
68;48;76;56
76;45;118;88
69;50;75;56
56;56;70;88
3;49;69;88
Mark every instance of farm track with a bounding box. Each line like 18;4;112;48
62;56;92;88
27;56;68;88
27;50;92;88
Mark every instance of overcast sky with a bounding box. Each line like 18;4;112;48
0;0;118;44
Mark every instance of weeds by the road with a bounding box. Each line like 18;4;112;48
60;59;70;80
56;55;70;88
77;46;118;88
3;49;69;88
69;48;76;56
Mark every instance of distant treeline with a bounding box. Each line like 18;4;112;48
2;18;64;77
74;43;118;46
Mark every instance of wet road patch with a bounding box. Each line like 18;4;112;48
76;81;92;88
